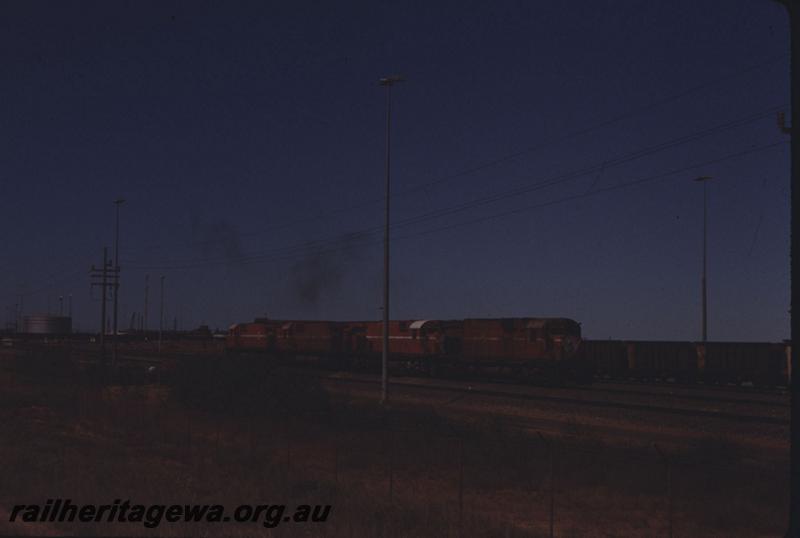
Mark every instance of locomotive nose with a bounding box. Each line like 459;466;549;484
563;335;580;357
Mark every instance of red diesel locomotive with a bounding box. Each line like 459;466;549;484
226;316;587;380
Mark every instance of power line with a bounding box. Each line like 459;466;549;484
0;246;98;291
6;267;88;300
123;107;783;269
11;71;778;285
124;139;788;271
391;54;788;197
122;53;788;256
392;141;789;242
388;107;783;232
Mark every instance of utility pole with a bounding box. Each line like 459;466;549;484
766;1;800;535
769;2;800;535
90;248;111;365
101;249;108;362
68;294;72;319
59;295;63;317
694;176;712;342
379;74;403;406
786;2;800;535
112;198;125;369
159;275;165;353
144;274;149;334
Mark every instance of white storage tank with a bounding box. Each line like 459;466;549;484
22;315;72;335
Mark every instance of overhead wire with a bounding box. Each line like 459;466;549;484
123;105;784;269
122;53;788;256
4;57;787;296
125;139;788;271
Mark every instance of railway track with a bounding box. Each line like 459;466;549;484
299;369;789;426
557;379;786;408
593;376;788;395
0;346;789;411
440;369;789;405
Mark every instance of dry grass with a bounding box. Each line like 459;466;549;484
0;351;790;537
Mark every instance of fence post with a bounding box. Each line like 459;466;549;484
387;428;394;503
654;444;673;538
248;413;254;461
334;431;340;488
285;415;291;496
458;436;464;538
537;432;555;538
186;410;192;454
60;444;66;486
215;418;221;461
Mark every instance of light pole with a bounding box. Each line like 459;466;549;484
144;274;149;334
694;176;712;342
379;75;403;405
159;275;165;353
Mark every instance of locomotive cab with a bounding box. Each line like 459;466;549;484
545;318;582;358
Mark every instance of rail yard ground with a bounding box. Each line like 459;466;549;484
0;347;790;537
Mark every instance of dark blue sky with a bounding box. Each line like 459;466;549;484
0;0;791;340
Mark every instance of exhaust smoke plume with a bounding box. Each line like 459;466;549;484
289;231;372;306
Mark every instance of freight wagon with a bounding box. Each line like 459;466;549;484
701;342;788;386
583;339;790;386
